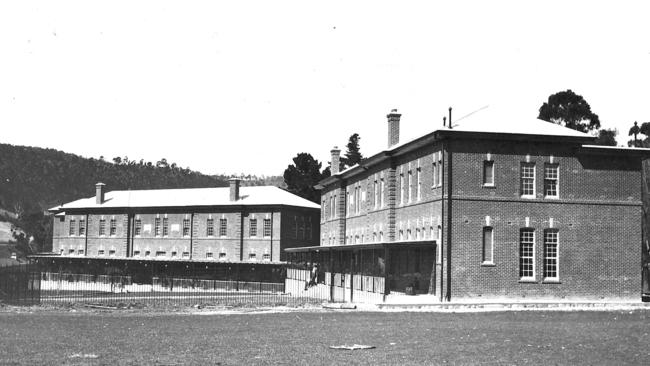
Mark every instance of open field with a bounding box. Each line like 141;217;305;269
0;310;649;365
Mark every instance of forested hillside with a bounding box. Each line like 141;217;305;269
0;143;228;214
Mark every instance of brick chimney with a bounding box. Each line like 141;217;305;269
229;178;241;201
387;109;401;148
95;182;106;204
330;146;341;175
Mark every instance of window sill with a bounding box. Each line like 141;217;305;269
520;195;536;199
544;196;559;200
518;279;537;284
542;279;561;284
481;262;496;267
482;184;496;189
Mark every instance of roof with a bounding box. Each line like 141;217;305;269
320;106;600;186
50;186;320;212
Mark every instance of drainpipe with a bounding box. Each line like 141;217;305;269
189;213;194;260
270;211;274;261
445;122;453;302
84;213;89;257
240;207;245;261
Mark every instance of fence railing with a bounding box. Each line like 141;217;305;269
0;263;322;307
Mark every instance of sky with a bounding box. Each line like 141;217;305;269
1;1;649;176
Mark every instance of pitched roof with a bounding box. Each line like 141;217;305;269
50;186;320;211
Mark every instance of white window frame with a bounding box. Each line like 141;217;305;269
482;226;494;264
483;160;495;187
544;163;559;199
520;162;536;198
519;229;535;281
543;229;559;281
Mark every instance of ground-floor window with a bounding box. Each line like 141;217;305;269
482;227;493;264
519;229;535;280
544;230;559;280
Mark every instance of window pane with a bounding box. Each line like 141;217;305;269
544;230;559;279
519;229;535;278
483;161;494;185
520;163;535;196
544;164;559;197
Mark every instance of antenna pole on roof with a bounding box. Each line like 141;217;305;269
448;107;452;129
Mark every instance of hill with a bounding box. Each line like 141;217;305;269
0;143;229;214
0;142;231;254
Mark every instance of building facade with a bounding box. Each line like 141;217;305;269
50;179;320;263
289;108;650;302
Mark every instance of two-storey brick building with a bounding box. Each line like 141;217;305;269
287;107;650;302
49;179;320;263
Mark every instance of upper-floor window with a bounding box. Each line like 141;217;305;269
438;153;443;187
69;219;76;236
182;218;190;237
250;218;257;237
219;218;227;236
134;218;142;236
544;164;559;198
154;217;161;236
380;176;385;207
78;219;85;236
433;159;438;187
263;218;271;237
355;187;361;214
206;218;214;236
162;217;169;236
99;219;106;236
408;168;413;203
520;162;536;198
109;218;117;236
483;161;494;186
374;177;379;209
400;170;405;205
416;167;422;200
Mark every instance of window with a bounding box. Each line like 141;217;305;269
249;253;257;260
134;250;141;256
182;219;190;237
99;219;106;236
68;249;75;255
206;252;213;258
98;249;105;256
263;219;271;237
416;167;422;200
155;251;166;257
219;219;227;236
109;219;116;236
408;168;413;202
438;154;443;187
69;219;76;236
154;218;161;236
483;161;494;186
77;249;84;255
482;227;494;263
374;177;379;209
519;229;535;280
400;171;405;204
134;219;142;236
78;219;85;236
544;164;559;198
346;192;350;217
380;177;385;207
144;250;151;257
263;253;271;261
109;249;116;256
162;217;169;236
544;230;559;280
306;219;312;239
250;218;257;237
433;160;438;187
219;252;226;259
206;218;214;236
520;163;535;197
182;252;190;258
171;251;177;258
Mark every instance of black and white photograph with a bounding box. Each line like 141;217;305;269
1;1;649;365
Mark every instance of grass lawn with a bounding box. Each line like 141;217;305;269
0;309;649;365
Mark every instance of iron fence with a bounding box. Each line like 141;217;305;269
0;261;324;307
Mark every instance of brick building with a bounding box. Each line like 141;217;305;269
287;107;650;302
49;179;320;263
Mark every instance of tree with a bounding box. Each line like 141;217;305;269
11;211;52;254
341;133;363;168
628;121;650;147
538;90;601;133
283;153;328;203
594;129;618;146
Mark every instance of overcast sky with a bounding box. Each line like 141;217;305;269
1;1;649;176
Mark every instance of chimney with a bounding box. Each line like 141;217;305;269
330;146;341;175
387;109;401;148
229;178;241;201
448;107;452;129
95;182;106;204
